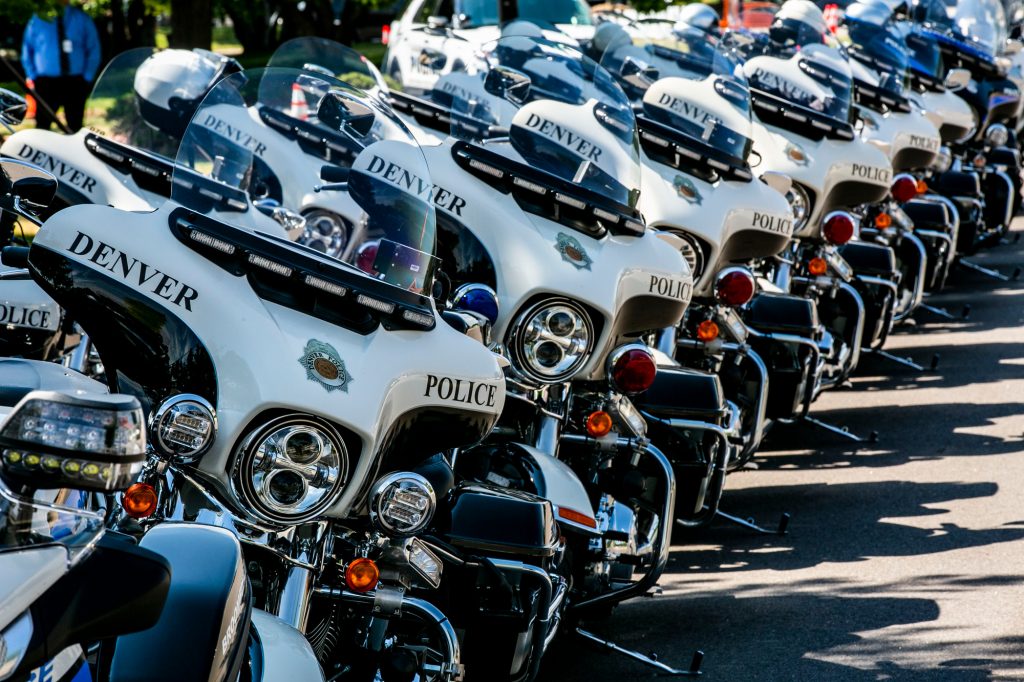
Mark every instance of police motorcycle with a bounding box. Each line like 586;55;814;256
0;90;73;365
0;49;300;372
2;66;547;681
0;48;243;217
0;169;322;682
912;0;1022;263
729;0;895;441
379;34;718;675
588;19;796;486
838;1;960;338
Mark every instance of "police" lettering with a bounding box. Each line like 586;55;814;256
908;134;940;151
0;305;51;329
523;113;603;162
752;211;793;235
68;232;199;311
648;274;690;300
425;374;497;407
851;164;891;183
16;145;96;193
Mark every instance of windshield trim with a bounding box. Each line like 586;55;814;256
750;87;856;141
451;140;645;239
170;208;437;332
636;113;753;183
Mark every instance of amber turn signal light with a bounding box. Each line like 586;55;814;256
122;482;158;519
696;319;719;342
345;557;380;593
586;410;613;438
808;257;828;276
874;213;892;228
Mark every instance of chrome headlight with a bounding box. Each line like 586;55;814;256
508;299;594;383
674;232;706;282
932;145;952;173
369;471;436;535
150;394;216;463
232;415;348;524
786;182;811;231
986;123;1010;147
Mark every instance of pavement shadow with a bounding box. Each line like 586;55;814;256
675;479;1024;573
757;399;1024;469
539;590;998;681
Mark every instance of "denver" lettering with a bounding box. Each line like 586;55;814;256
16;145;96;193
201;114;268;156
365;155;467;215
523;113;603;162
68;232;199;311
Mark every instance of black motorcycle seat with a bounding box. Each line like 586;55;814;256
109;524;252;682
838;242;898;278
633;366;726;421
0;358;107;408
903;199;952;229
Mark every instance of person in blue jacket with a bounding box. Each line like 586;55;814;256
21;0;101;132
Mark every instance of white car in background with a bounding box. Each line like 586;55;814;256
383;0;595;91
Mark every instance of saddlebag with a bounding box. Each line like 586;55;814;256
109;524;251;682
634;366;726;517
840;242;898;346
745;293;819;419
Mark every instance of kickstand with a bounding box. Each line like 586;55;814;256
714;510;790;536
918;303;970;320
803;415;879;443
575;627;704;676
959;259;1021;282
861;347;939;371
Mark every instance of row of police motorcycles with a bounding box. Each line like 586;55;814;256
0;0;1021;678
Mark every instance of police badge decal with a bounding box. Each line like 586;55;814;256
554;232;593;270
299;339;352;393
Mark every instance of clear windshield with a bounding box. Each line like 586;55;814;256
845;8;911;95
172;67;438;293
85;47;235;160
746;45;854;125
595;22;754;163
0;485;103;567
268;37;389;95
906;25;946;78
918;0;1006;54
428;36;640;207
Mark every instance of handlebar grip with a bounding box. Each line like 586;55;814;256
2;246;29;268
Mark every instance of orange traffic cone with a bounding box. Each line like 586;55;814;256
25;79;36;121
290;82;308;120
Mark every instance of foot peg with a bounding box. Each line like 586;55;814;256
960;259;1021;282
862;347;930;372
918;303;956;320
714;510;790;536
803;415;879;443
575;627;704;676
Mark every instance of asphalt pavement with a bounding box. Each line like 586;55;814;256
540;221;1024;681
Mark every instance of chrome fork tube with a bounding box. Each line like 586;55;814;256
278;565;314;633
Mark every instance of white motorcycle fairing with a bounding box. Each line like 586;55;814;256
0;267;61;334
419;140;692;383
750;117;892;238
639;155;794;296
29;201;506;522
911;88;978;144
1;129;157;212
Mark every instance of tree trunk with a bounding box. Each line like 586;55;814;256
169;0;213;49
222;0;273;53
